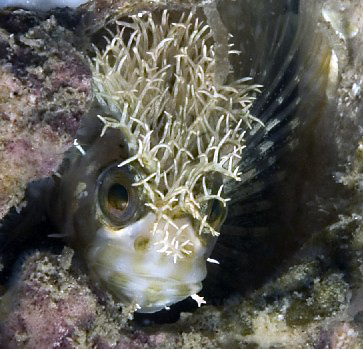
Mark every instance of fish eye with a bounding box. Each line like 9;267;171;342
107;183;129;212
208;199;227;230
96;164;141;227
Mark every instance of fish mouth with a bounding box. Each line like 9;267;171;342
87;212;210;312
105;271;203;313
89;246;207;312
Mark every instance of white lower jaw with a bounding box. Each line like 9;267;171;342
87;212;210;312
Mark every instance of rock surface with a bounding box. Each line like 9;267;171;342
0;9;92;220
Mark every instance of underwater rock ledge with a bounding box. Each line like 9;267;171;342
0;0;362;348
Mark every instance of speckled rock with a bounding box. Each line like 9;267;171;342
0;9;92;219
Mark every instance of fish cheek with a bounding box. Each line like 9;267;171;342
82;125;130;172
56;125;131;247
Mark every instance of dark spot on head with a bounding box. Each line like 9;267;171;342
134;236;150;252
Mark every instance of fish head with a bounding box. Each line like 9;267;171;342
55;119;225;312
52;8;259;313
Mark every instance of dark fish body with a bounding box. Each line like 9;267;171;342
0;0;335;313
206;0;335;297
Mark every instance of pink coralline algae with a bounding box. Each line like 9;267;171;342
0;10;92;219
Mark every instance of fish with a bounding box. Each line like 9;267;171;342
51;0;334;313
